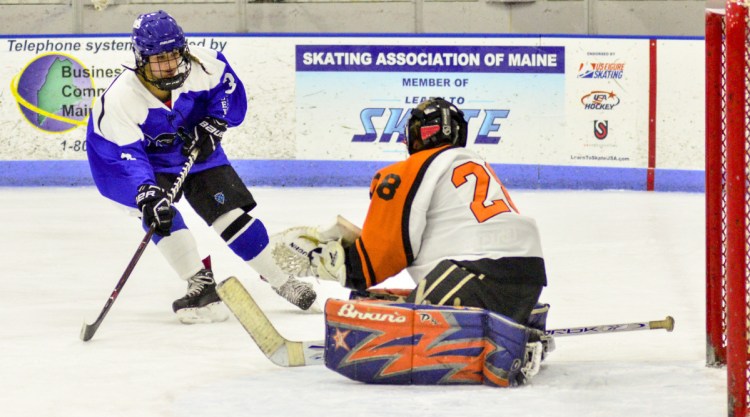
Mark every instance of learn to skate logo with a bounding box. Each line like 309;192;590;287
581;90;620;110
353;106;510;144
594;120;609;140
577;62;625;79
10;52;96;133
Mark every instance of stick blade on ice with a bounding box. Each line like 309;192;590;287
80;321;99;342
217;276;324;367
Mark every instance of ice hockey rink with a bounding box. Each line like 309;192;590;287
0;186;725;417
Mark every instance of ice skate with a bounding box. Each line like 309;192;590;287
173;269;229;324
273;277;317;311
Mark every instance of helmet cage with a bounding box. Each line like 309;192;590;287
136;48;191;91
405;98;468;155
132;10;191;91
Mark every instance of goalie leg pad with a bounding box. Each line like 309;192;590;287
528;303;550;332
323;299;534;387
483;311;533;387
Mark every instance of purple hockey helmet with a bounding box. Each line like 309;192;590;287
131;10;191;90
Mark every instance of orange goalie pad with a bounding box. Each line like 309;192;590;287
323;298;530;386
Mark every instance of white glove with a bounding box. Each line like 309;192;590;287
317;215;362;247
268;218;355;281
310;239;347;285
269;226;323;277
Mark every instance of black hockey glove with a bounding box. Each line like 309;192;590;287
135;184;174;237
180;116;227;163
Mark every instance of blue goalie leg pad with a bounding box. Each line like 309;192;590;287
528;303;550;332
483;311;531;387
323;299;535;387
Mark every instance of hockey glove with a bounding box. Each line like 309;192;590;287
310;240;347;285
180;116;227;163
269;226;323;277
135;184;174;237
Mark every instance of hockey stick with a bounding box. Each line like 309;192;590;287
544;316;674;337
219;275;675;367
216;276;325;366
301;217;677;337
80;146;200;342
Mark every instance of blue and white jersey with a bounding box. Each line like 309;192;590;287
86;46;247;208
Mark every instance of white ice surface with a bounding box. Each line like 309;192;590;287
0;187;726;417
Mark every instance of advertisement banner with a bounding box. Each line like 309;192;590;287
295;44;565;164
0;34;704;190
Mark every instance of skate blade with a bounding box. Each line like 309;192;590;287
176;302;230;324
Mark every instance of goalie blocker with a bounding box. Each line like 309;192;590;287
324;298;551;387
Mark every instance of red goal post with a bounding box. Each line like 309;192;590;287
705;4;750;417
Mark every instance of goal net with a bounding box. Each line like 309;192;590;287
706;4;750;417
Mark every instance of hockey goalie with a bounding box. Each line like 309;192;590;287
270;98;550;386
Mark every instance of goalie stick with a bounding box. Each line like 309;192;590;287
80;146;200;342
545;316;674;337
216;276;324;366
217;277;675;367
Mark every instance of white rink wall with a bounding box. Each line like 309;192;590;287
1;34;704;190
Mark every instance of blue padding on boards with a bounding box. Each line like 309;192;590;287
230;160;390;187
538;165;647;190
491;164;704;192
652;168;705;192
0;160;93;186
0;160;705;191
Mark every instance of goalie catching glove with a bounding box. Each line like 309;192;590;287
268;223;349;284
268;226;323;277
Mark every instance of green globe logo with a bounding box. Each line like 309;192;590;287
10;52;95;134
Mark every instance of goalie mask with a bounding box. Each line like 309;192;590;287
405;98;468;155
132;10;191;91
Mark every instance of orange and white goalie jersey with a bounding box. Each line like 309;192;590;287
345;144;545;291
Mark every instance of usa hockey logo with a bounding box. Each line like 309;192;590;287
581;91;620;110
214;192;225;205
577;62;625;79
594;120;608;140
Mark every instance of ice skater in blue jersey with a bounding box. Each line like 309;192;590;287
86;10;317;323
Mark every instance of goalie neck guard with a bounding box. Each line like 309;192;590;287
405;97;468;155
131;10;191;91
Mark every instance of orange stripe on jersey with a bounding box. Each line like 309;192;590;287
484;162;519;213
352;145;453;287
